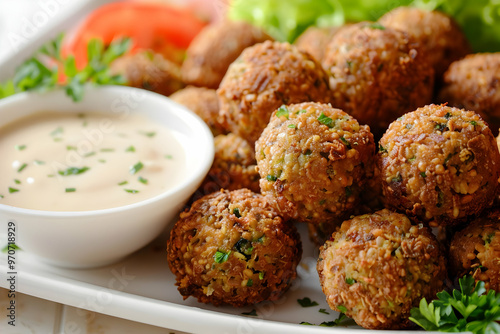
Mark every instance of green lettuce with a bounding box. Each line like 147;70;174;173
229;0;500;52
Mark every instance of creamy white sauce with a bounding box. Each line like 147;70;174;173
0;111;185;211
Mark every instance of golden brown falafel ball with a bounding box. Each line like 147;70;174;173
170;86;226;136
449;208;500;292
256;102;375;224
378;104;500;226
379;7;471;80
317;209;447;330
439;53;500;135
181;20;272;89
294;26;342;63
218;41;332;144
322;22;434;138
167;189;302;307
110;50;184;96
193;133;260;201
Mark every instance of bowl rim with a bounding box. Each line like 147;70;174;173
0;85;214;217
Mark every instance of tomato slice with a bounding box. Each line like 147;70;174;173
64;1;207;68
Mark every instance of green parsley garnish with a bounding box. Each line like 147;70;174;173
367;22;385;30
242;309;258;316
14;179;21;185
319;308;330;315
345;278;356;285
50;127;63;136
266;174;278;182
319;199;326;205
276;105;290;119
378;144;388;153
165;154;173;160
317;113;334;128
58;166;90;176
410;275;500;334
391;173;402;183
300;322;314;325
259;271;264;280
288;124;296;128
444;112;452;119
125;146;136;152
129;162;144;175
0;34;131;102
118;181;128;186
138;176;148;184
233;207;241;218
100;148;115;152
246;279;253;287
420;172;427;178
65;188;76;192
340;136;351;148
15;145;26;151
470;121;478;126
214;250;231;263
139;131;156;137
297;297;319;307
34;160;45;165
66;145;77;150
234;239;253;259
17;163;27;173
485;233;495;245
337;305;348;313
124;189;139;194
8;187;19;194
84;152;96;157
98;159;106;163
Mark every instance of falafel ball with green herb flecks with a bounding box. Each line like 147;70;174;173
449;208;500;292
317;209;447;330
217;40;332;144
255;102;375;224
377;104;500;227
167;189;302;307
322;22;434;138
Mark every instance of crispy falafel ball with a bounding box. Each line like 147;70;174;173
322;22;434;138
193;133;260;201
170;86;226;136
294;26;342;63
167;189;302;307
449;208;500;292
218;41;332;144
110;50;184;96
317;209;447;329
181;20;272;89
256;102;375;224
378;104;500;226
439;53;500;135
379;7;471;81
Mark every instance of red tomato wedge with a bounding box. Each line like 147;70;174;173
63;1;207;68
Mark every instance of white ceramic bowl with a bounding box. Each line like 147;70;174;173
0;86;214;268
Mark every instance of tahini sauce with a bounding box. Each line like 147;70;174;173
0;111;185;211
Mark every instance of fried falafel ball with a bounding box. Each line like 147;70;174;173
322;22;434;138
378;104;500;226
439;53;500;135
256;102;375;224
167;189;302;307
294;26;342;63
379;7;471;81
110;50;184;96
181;20;272;89
317;209;447;329
193;133;260;201
449;208;500;292
218;41;332;144
170;86;226;136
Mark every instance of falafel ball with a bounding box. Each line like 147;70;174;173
181;20;272;89
170;86;226;136
317;209;447;329
379;7;471;80
192;133;260;202
438;53;500;135
256;102;375;224
449;208;500;292
218;41;332;144
167;189;302;307
378;104;500;226
294;26;342;63
322;22;434;138
110;50;184;96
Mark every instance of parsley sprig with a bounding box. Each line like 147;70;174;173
0;34;131;102
410;276;500;334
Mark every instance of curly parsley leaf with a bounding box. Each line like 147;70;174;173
410;275;500;334
297;297;319;307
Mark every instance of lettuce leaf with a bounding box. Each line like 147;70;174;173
229;0;500;52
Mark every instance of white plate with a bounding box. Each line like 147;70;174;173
0;223;403;334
